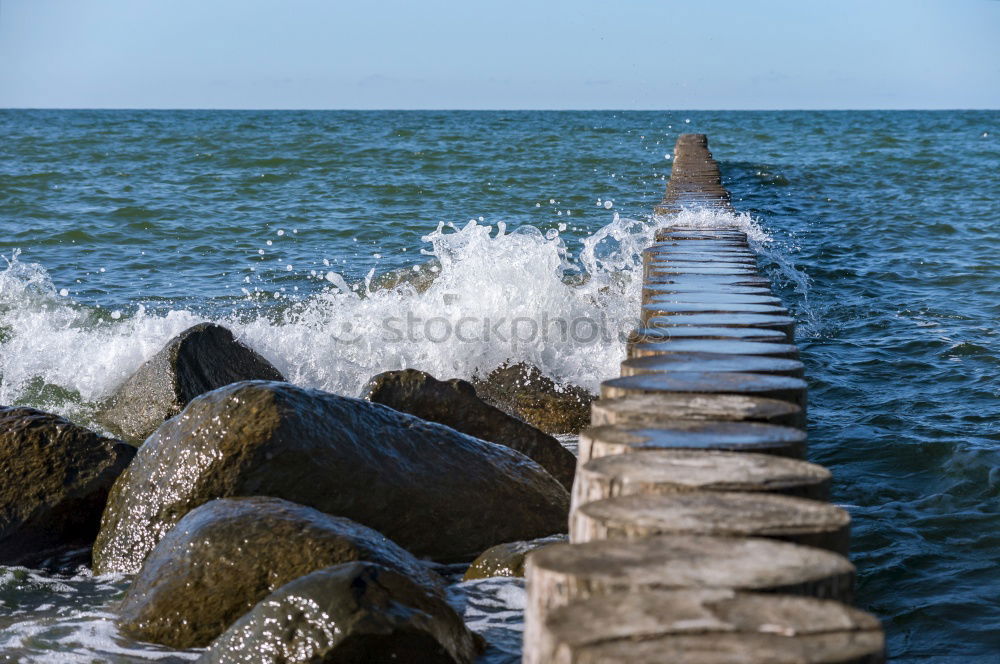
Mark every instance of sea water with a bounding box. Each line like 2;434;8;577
0;110;997;661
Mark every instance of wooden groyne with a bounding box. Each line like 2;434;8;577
523;135;885;663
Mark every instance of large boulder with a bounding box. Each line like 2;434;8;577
0;407;135;569
198;562;479;664
472;362;595;434
96;323;285;442
93;381;569;573
364;369;576;490
118;497;444;648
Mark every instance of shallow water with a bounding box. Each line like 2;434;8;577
1;110;998;661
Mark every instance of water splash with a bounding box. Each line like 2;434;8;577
652;206;817;335
0;566;199;662
0;207;805;425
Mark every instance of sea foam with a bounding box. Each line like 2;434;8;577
0;208;782;427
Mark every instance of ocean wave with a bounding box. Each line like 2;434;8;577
0;208;788;428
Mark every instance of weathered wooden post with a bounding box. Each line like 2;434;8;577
522;133;883;663
529;589;885;664
570;449;831;511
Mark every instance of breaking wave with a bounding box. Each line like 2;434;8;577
0;208;794;428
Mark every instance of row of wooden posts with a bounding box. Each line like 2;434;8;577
521;135;886;663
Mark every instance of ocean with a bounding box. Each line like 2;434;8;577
0;109;997;662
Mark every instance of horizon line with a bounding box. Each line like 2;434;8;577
2;106;998;112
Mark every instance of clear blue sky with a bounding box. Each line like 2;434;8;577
2;0;998;109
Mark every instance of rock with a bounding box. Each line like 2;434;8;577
365;369;576;490
472;362;595;434
0;407;135;569
96;323;284;442
93;381;569;573
198;562;479;664
463;534;567;581
117;497;444;648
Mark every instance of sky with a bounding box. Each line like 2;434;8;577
1;0;998;110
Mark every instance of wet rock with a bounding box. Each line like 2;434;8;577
463;534;567;581
472;362;595;434
198;562;479;664
118;497;444;649
365;369;576;490
93;381;569;574
95;323;284;442
0;407;135;569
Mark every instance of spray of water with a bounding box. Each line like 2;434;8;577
0;208;809;425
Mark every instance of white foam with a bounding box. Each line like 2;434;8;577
0;208;794;424
0;566;199;661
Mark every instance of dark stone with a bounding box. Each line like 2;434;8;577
96;323;284;442
0;407;135;569
365;369;576;490
463;534;567;581
93;381;569;573
472;362;595;434
118;497;444;649
198;562;479;664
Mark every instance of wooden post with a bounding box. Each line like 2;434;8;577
570;449;831;512
621;352;805;378
520;134;874;664
528;588;884;664
578;422;807;463
601;372;808;413
523;534;857;657
589;393;805;430
628;338;800;360
569;491;850;555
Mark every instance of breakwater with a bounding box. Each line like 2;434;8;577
2;111;995;662
523;134;887;663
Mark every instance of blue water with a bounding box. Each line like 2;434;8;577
1;110;997;661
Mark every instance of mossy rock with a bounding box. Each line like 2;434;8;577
366;369;575;489
96;323;284;442
463;534;567;580
473;362;595;434
0;407;134;569
198;562;479;664
118;496;444;649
